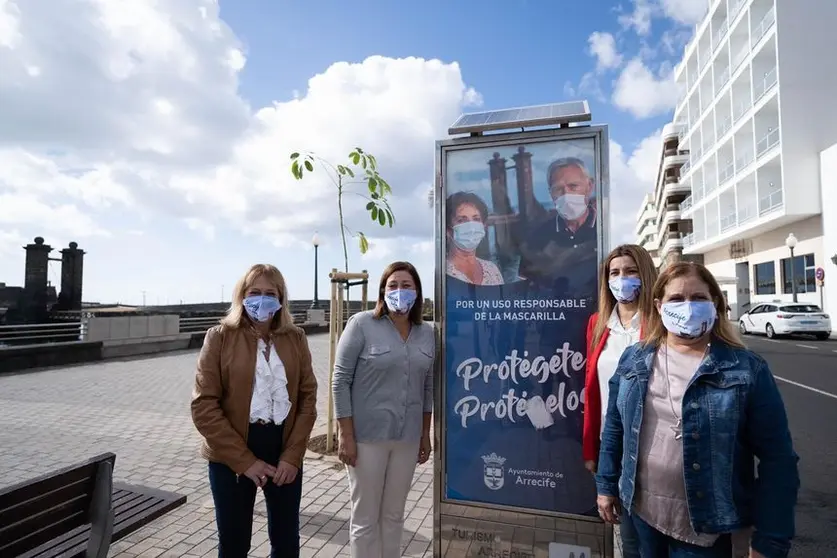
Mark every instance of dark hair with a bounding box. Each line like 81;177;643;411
445;192;489;230
373;261;424;325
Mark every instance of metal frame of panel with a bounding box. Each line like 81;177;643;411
448;101;592;136
433;125;612;558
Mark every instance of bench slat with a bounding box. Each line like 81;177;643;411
0;454;115;557
20;483;187;558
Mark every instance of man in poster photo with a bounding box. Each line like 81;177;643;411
517;156;598;294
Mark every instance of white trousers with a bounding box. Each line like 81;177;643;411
346;440;420;558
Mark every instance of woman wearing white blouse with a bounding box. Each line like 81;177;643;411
581;244;658;558
192;264;318;558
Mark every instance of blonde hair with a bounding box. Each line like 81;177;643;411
644;261;744;348
591;244;659;349
220;264;296;333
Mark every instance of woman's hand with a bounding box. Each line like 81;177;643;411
584;460;596;474
418;434;432;464
749;550;765;558
338;433;358;467
596;494;621;524
243;459;277;488
272;460;298;485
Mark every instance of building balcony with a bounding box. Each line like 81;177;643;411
681;196;693;212
733;98;752;123
729;0;747;20
682;160;692;175
731;47;748;73
715;67;731;94
664;233;685;254
754;68;778;104
717;114;733;138
718;161;735;185
735;149;755;173
758;189;783;216
751;7;776;49
756;127;781;158
663;179;691;198
713;21;729;51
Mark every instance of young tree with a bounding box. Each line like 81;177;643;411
290;148;395;272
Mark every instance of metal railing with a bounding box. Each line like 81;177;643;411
751;7;776;48
713;20;729;51
684;233;695;247
681;196;693;212
720;212;738;232
730;0;747;21
759;190;783;215
715;67;730;94
731;47;749;73
718;161;735;185
717;114;733;137
0;307;364;347
753;68;777;103
0;322;84;346
735;149;754;173
756;127;781;158
733;97;752;122
738;203;757;225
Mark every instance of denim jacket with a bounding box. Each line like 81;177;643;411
594;340;799;558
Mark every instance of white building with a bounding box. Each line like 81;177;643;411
669;0;837;324
635;193;660;267
634;123;692;270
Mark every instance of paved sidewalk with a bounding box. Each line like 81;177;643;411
0;336;432;557
0;334;619;557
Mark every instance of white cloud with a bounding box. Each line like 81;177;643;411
618;0;655;36
608;131;662;246
588;32;623;71
0;0;482;289
612;58;680;119
659;0;708;26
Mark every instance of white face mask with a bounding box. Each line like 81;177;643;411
554;193;588;221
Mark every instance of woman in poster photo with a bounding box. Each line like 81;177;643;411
445;191;505;286
582;244;658;557
595;262;799;558
332;261;435;558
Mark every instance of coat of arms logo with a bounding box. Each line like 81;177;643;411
481;452;506;490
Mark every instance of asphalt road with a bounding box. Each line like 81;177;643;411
743;333;837;557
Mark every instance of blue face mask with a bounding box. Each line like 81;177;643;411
608;276;642;303
385;289;417;314
452;221;485;252
243;295;282;323
660;301;717;339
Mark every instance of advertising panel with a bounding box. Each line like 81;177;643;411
440;131;605;517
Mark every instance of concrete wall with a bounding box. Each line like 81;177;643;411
703;215;826;319
819;144;837;321
85;314;180;344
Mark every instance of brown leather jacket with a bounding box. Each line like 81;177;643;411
191;323;318;474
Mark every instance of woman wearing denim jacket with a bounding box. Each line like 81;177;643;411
595;262;799;558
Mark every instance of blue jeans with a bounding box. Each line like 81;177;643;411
619;511;641;558
207;422;303;558
624;511;732;558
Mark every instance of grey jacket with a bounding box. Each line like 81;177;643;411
332;310;435;443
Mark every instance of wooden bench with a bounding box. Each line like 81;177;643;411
0;453;187;558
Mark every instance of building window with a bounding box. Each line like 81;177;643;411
780;253;816;294
753;261;776;295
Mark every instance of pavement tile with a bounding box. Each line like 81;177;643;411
0;334;615;557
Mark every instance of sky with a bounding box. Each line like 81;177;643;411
0;0;709;306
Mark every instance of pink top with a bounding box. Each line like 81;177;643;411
633;344;720;547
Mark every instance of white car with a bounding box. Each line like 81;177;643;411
739;302;832;340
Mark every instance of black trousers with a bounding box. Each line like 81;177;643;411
208;422;302;558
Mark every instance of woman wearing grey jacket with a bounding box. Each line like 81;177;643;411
332;261;435;558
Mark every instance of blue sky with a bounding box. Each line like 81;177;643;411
0;0;705;305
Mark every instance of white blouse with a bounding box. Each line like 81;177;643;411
596;308;641;434
249;339;292;425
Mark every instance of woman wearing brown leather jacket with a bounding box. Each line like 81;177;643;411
191;263;318;558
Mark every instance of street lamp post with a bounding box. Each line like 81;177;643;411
311;233;320;309
785;233;798;303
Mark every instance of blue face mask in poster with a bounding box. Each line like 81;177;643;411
442;138;602;518
452;221;486;252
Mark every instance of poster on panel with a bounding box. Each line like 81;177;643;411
442;134;602;516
